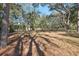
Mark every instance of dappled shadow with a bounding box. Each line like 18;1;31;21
13;33;25;56
1;31;79;56
43;33;79;47
7;37;18;46
40;36;60;48
44;34;53;38
27;33;45;56
26;35;32;56
0;47;12;55
8;33;28;46
0;33;29;56
43;33;79;45
8;32;18;37
52;36;79;47
58;32;79;38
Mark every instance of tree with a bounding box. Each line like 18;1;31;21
9;4;22;32
77;3;79;33
48;3;76;31
25;4;40;31
0;3;10;48
0;4;3;32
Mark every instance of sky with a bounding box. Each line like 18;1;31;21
37;5;52;15
22;4;52;16
14;4;53;24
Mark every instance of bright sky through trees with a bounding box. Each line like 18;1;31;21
38;5;52;15
22;4;52;15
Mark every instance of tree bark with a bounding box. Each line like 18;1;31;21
66;11;70;32
0;3;10;48
77;4;79;33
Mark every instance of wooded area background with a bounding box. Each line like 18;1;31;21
0;3;79;56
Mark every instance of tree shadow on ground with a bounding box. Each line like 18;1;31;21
26;33;45;56
0;33;29;56
52;36;79;47
8;32;18;37
7;33;28;46
7;37;18;46
0;47;12;55
13;33;25;56
40;36;60;48
58;32;79;38
43;34;79;47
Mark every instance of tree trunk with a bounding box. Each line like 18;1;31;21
62;14;67;31
66;11;70;32
0;3;10;48
77;4;79;33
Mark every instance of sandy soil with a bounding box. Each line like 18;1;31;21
0;31;79;56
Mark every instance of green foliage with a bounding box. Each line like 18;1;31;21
25;10;40;30
70;4;77;24
0;3;78;32
0;4;3;10
9;24;15;33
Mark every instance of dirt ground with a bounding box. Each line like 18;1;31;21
0;31;79;56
